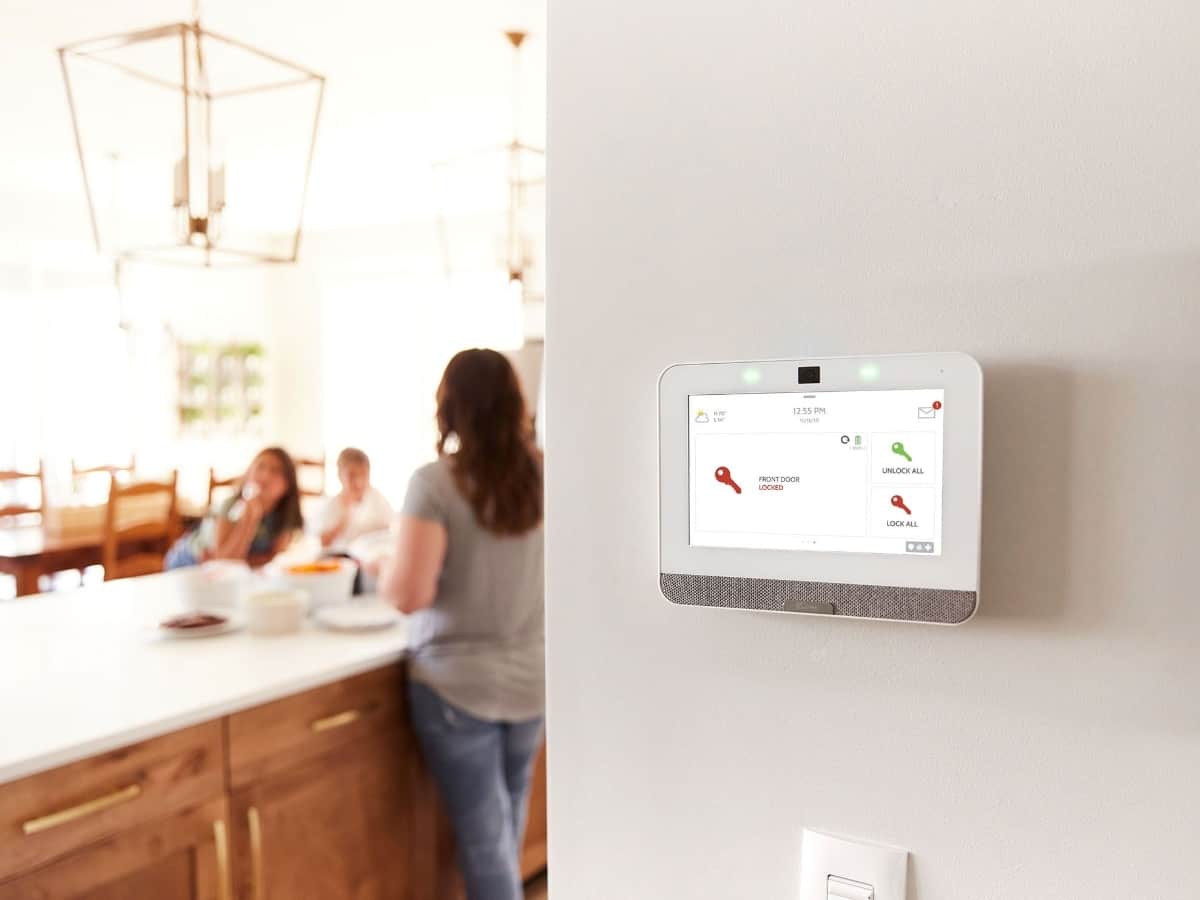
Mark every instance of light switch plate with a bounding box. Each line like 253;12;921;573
799;829;908;900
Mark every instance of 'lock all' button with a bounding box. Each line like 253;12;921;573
871;487;933;538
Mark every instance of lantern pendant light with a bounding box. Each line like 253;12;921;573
58;0;325;266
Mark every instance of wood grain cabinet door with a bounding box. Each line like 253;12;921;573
0;722;225;884
0;797;234;900
229;733;420;900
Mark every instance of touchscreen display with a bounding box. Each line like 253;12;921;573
689;389;945;555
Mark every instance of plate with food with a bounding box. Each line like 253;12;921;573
158;611;244;639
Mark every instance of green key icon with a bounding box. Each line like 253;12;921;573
891;441;912;462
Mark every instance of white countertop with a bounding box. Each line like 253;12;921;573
0;572;410;785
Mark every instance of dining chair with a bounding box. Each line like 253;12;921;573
72;456;136;500
294;453;327;498
101;472;179;582
207;467;239;511
0;461;45;599
0;461;46;522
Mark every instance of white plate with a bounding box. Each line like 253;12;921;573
314;604;399;633
157;613;245;640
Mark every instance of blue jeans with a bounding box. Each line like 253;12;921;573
407;680;543;900
163;534;200;570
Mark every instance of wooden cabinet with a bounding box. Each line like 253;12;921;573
226;665;405;790
224;665;434;899
0;797;233;900
0;723;225;885
229;736;418;900
0;665;545;899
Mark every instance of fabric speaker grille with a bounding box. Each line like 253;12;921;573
660;572;976;624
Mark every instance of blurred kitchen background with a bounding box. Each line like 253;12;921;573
0;0;546;579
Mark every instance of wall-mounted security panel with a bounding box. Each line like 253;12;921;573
658;352;982;624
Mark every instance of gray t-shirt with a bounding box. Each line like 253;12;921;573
401;458;544;722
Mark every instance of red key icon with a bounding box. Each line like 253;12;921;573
715;466;742;494
890;494;913;516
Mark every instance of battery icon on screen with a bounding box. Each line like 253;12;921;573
854;435;862;446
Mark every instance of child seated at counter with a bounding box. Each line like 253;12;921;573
165;447;304;570
314;447;394;553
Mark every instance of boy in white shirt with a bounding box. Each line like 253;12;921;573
316;447;394;555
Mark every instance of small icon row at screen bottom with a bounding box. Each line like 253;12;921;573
906;542;935;553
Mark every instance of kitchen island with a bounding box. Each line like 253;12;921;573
0;573;547;898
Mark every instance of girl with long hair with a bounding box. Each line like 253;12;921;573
165;447;303;569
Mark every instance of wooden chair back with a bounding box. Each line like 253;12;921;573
72;456;136;502
207;468;239;511
294;454;326;498
0;461;46;520
102;472;179;582
72;456;136;480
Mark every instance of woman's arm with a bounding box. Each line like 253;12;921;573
378;516;448;614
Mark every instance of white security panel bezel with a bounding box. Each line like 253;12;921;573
658;352;982;594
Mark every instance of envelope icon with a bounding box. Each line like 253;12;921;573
917;406;936;419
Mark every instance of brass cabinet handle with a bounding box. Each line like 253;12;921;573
21;784;142;835
248;805;265;900
213;819;232;900
310;708;361;733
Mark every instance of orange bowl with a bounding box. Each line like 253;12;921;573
274;558;357;610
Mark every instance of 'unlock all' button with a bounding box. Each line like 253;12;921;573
872;433;936;485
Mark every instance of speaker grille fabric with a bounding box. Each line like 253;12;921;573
660;572;976;624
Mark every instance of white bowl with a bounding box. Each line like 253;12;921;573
244;589;307;636
270;559;357;610
175;561;251;611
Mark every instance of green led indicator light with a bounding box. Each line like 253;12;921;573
859;362;880;382
741;367;763;385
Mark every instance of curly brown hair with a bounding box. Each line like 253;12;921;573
436;349;542;535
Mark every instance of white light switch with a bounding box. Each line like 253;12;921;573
828;874;874;900
799;830;908;900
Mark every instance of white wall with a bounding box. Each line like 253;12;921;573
275;226;528;505
121;262;289;503
546;3;1200;899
